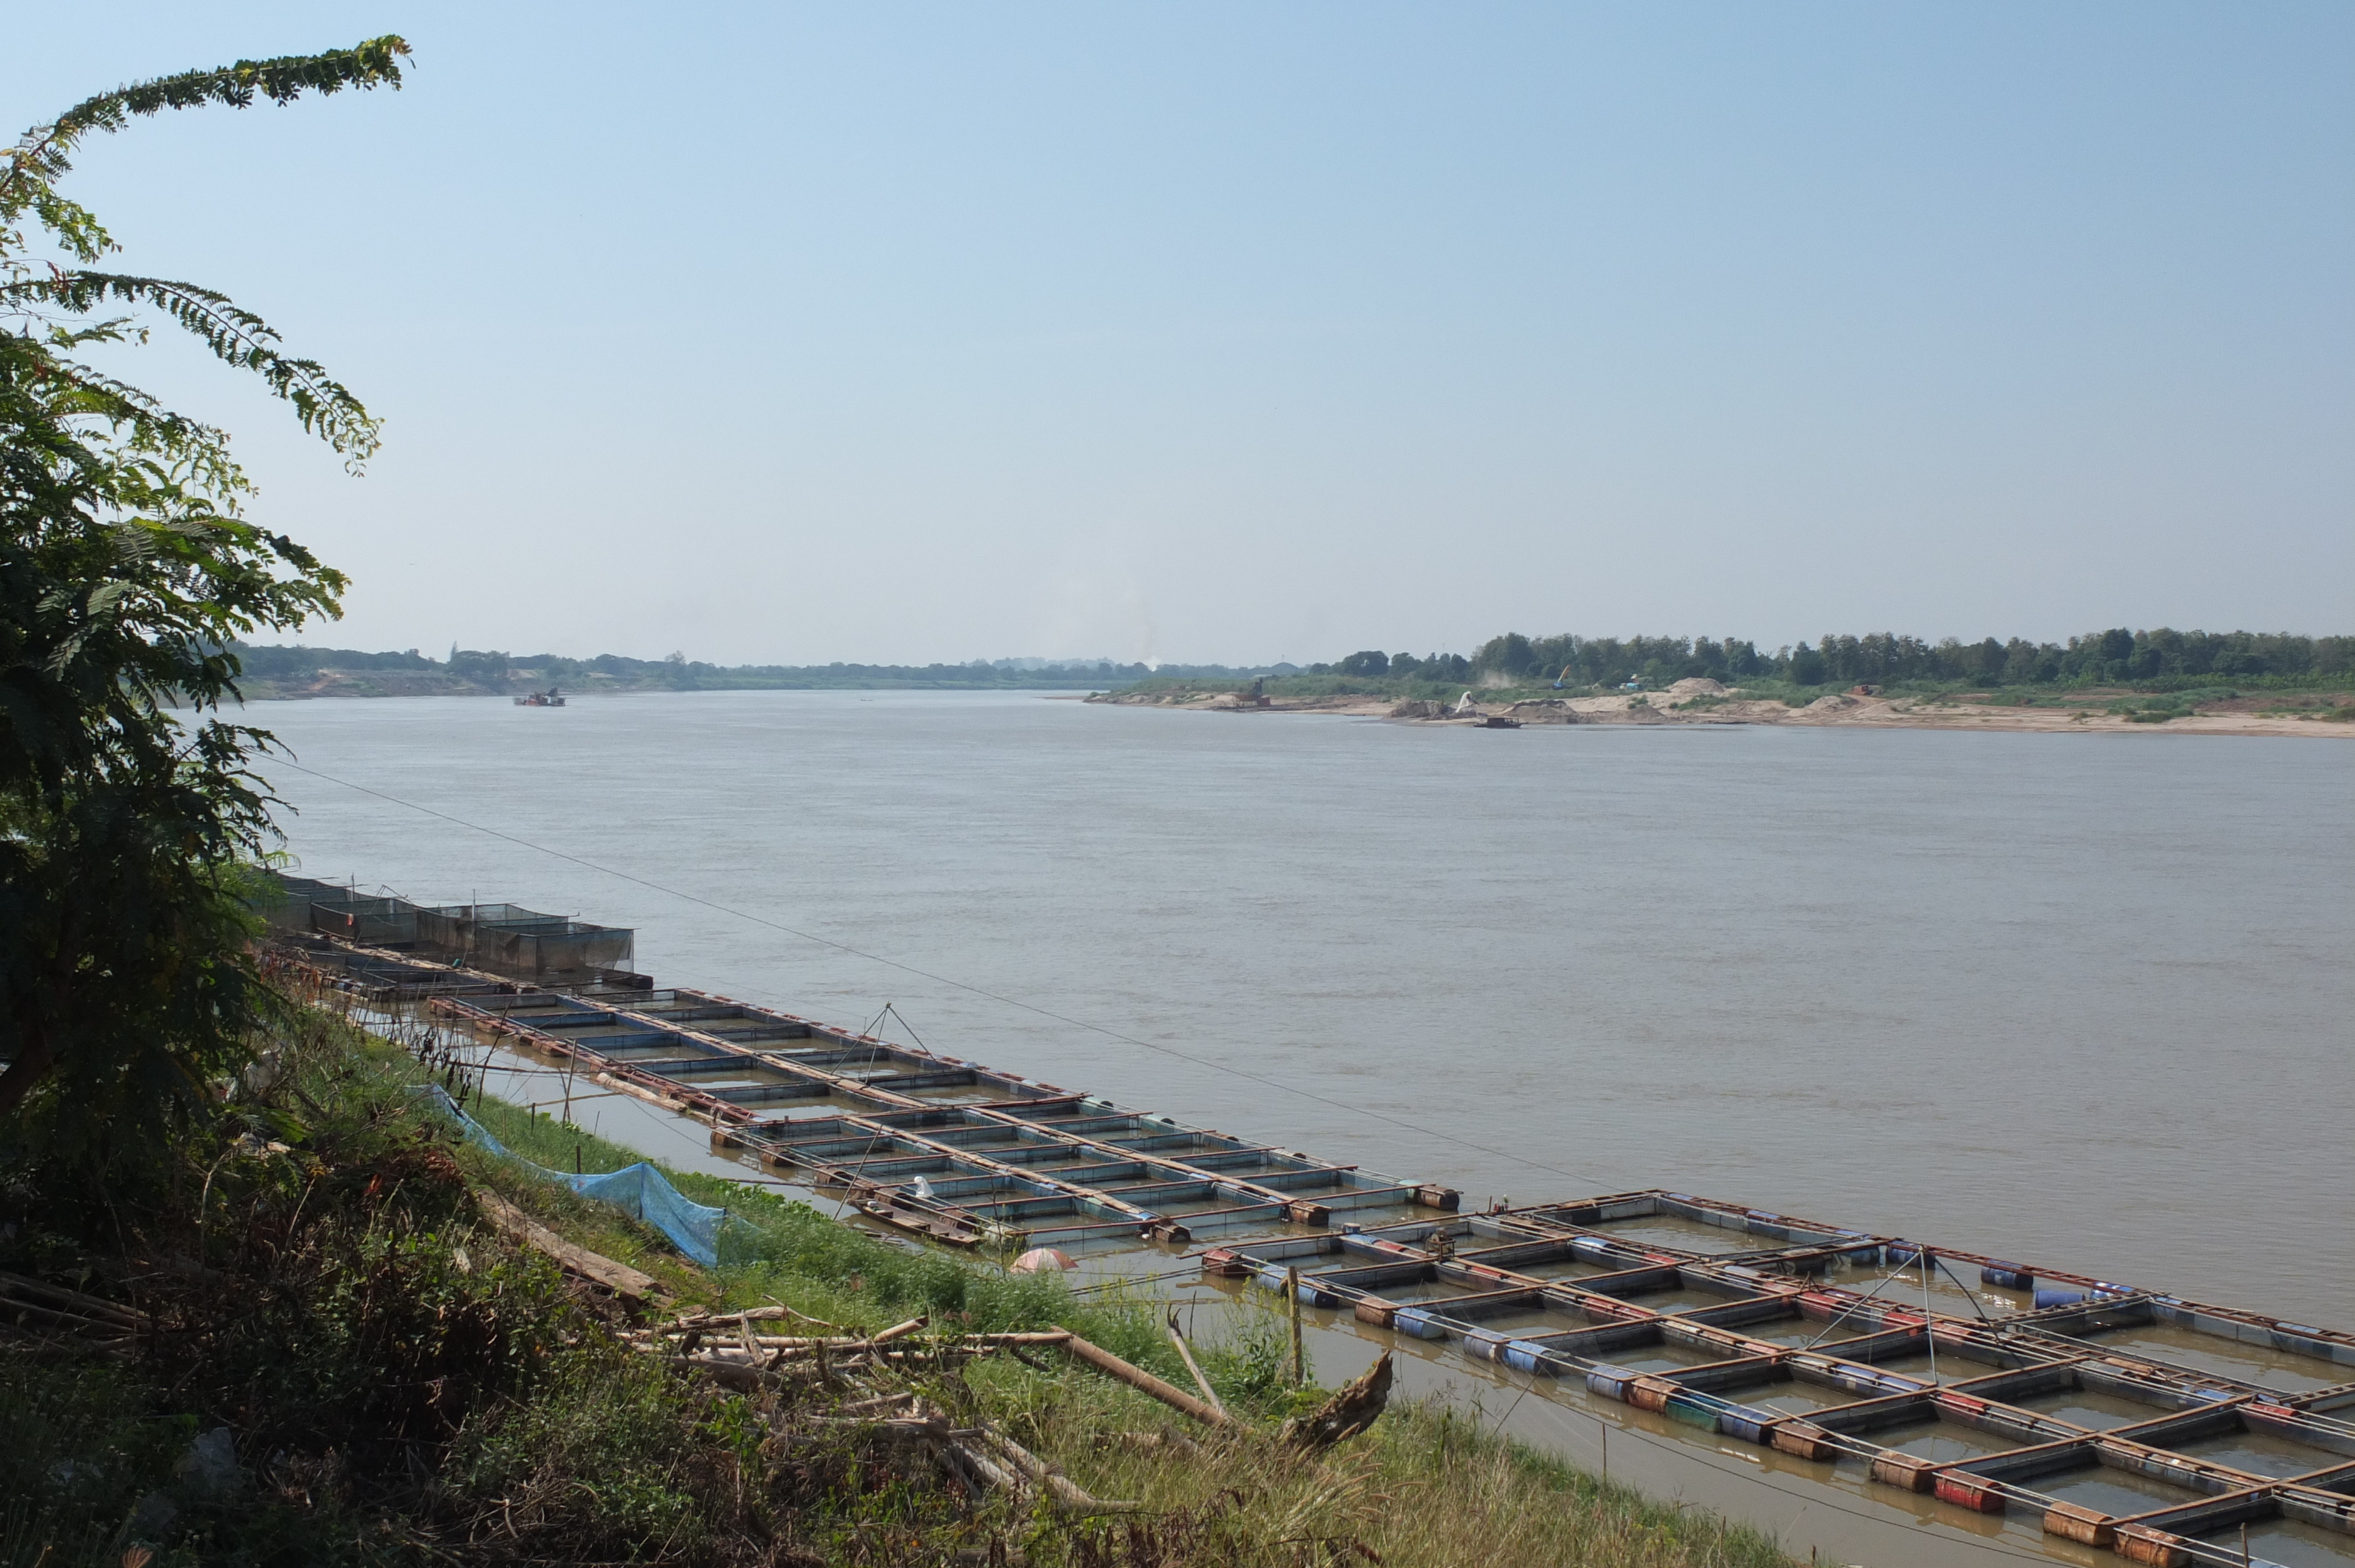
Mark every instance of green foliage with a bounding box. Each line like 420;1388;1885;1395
2;41;406;457
0;41;403;1138
446;1343;710;1551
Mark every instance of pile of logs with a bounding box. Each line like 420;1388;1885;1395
0;1269;150;1357
624;1308;1078;1390
537;1218;1397;1515
812;1390;1117;1510
627;1305;1142;1511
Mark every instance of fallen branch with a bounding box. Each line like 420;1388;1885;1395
669;1304;836;1331
949;1437;1026;1495
976;1426;1130;1510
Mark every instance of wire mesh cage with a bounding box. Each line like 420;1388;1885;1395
417;903;634;982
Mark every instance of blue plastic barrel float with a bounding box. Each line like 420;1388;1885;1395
1981;1261;2035;1290
1391;1307;1451;1341
1664;1390;1733;1431
1501;1339;1561;1376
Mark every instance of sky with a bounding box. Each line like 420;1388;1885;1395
6;3;2350;666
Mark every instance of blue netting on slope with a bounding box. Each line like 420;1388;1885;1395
419;1084;728;1266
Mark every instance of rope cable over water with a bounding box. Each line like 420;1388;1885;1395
271;758;1610;1191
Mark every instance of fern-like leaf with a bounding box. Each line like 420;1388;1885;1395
4;273;381;461
0;37;409;228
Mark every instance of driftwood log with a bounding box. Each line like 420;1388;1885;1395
476;1192;659;1305
1279;1350;1392;1451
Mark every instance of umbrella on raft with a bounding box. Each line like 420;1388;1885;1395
1009;1247;1076;1275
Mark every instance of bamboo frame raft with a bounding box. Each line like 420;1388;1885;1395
267;939;1455;1248
1206;1196;2355;1566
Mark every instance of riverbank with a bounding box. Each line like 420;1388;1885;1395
1084;681;2355;736
1;1006;1795;1568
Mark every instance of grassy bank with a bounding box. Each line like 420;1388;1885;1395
2;1006;1793;1566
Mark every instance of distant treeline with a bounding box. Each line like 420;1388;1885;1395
1314;628;2355;690
227;629;2354;698
227;644;1292;690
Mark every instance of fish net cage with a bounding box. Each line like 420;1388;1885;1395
256;875;635;986
414;903;635;984
257;874;421;945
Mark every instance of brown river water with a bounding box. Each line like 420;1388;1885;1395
258;689;2354;1567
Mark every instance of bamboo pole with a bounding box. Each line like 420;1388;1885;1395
1286;1266;1305;1388
1054;1328;1230;1427
1166;1317;1226;1418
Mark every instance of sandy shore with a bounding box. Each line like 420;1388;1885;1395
1083;686;2354;738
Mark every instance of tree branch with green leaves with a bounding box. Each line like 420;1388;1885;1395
1;38;407;1144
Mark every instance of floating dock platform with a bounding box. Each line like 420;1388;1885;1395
264;905;2355;1568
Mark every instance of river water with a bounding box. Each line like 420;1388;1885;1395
258;689;2351;1563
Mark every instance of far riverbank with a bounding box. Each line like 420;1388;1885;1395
1083;681;2355;737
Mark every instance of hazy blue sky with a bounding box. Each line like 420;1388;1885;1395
8;4;2349;665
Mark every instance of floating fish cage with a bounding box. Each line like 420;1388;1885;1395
1203;1198;2355;1566
263;921;2355;1568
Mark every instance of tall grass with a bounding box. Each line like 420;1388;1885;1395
959;1354;1792;1568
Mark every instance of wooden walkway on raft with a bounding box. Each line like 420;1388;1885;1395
271;932;2355;1568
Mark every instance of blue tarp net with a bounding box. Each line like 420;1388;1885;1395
420;1084;728;1266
